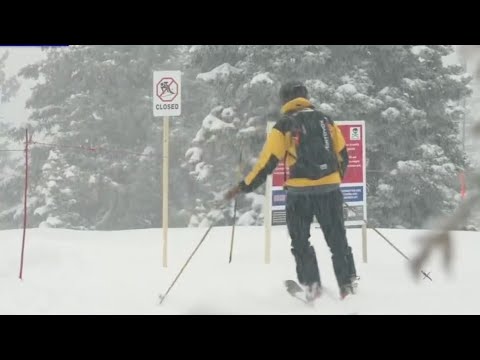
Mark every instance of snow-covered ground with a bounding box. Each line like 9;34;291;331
0;226;478;315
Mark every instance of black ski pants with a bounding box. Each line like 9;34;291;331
286;188;357;289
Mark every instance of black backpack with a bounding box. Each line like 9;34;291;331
286;109;339;180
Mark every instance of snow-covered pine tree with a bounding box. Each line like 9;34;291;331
184;46;333;226
0;123;25;229
186;45;471;229
0;51;21;229
373;144;460;228
9;45;195;229
0;51;20;105
4;45;469;230
32;149;87;228
365;45;471;227
309;46;470;228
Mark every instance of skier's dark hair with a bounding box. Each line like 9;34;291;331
279;81;309;105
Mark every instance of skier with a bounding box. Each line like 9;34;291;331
225;81;358;301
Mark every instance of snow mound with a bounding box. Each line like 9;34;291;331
196;63;242;82
250;72;274;86
185;147;203;164
337;84;357;96
202;114;235;132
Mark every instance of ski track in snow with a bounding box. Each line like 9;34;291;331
0;227;478;315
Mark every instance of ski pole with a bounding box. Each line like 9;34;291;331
228;151;243;264
343;202;433;281
228;199;238;263
159;223;215;305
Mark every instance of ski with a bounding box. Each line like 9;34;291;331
284;279;309;304
284;279;338;302
284;279;359;314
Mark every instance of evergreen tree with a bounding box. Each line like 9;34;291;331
365;45;470;227
2;45;470;230
0;52;21;229
0;51;19;104
185;45;471;228
10;45;193;229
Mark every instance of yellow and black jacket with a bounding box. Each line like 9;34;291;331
239;97;349;194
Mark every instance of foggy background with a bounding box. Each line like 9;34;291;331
0;45;478;231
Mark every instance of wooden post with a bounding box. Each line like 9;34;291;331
362;222;368;263
264;176;272;265
264;122;275;264
162;116;169;268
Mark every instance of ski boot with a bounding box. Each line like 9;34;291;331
305;282;322;303
340;276;359;300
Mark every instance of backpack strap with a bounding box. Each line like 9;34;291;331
323;115;344;175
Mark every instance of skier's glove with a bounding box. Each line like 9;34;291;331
225;184;242;201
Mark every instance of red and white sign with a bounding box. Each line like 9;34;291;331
339;122;365;184
156;77;178;102
272;161;289;187
268;120;367;227
338;121;367;226
153;71;181;117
